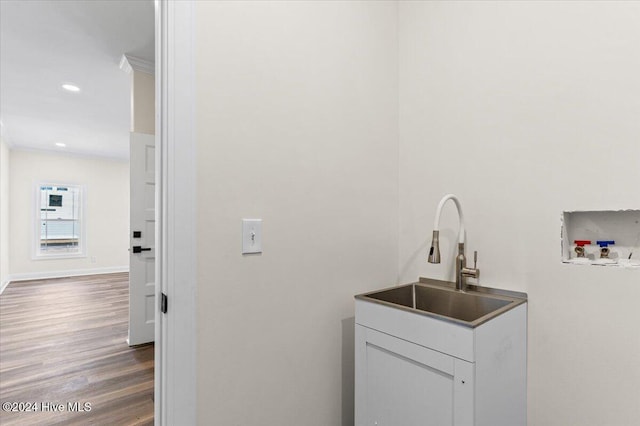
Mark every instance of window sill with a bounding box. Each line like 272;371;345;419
33;253;87;261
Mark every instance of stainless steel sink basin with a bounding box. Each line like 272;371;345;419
355;278;527;327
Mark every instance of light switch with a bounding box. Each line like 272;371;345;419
242;219;262;254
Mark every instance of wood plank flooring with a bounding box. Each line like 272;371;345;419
0;273;153;425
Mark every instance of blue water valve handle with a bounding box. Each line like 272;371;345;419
596;240;615;248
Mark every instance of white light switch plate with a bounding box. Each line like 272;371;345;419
242;219;262;254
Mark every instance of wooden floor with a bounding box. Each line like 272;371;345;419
0;273;153;425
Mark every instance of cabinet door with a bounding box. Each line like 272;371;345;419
356;325;474;426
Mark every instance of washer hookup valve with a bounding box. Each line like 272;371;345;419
596;240;615;258
574;240;591;258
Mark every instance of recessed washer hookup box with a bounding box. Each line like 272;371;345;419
561;209;640;267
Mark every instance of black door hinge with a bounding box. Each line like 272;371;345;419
161;292;168;314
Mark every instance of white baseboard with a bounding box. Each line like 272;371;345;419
0;279;10;295
5;266;129;286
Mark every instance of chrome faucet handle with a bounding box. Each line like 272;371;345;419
462;251;480;281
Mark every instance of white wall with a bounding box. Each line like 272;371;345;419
9;150;129;278
195;1;398;425
398;2;640;425
132;70;155;135
0;138;10;289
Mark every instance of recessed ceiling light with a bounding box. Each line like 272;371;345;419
62;84;80;92
55;143;66;147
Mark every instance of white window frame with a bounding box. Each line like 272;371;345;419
33;182;87;260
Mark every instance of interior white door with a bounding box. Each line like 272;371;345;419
129;132;156;345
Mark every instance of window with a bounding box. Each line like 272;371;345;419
35;183;85;258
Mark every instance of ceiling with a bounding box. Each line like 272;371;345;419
0;0;154;160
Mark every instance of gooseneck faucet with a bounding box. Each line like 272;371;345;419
428;194;479;292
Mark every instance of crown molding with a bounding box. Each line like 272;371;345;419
10;145;129;162
119;54;154;75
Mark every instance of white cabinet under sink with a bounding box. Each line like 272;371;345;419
355;287;527;426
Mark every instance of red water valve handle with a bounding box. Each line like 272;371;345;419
574;240;591;247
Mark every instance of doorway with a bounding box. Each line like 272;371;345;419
2;1;198;424
0;1;158;424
